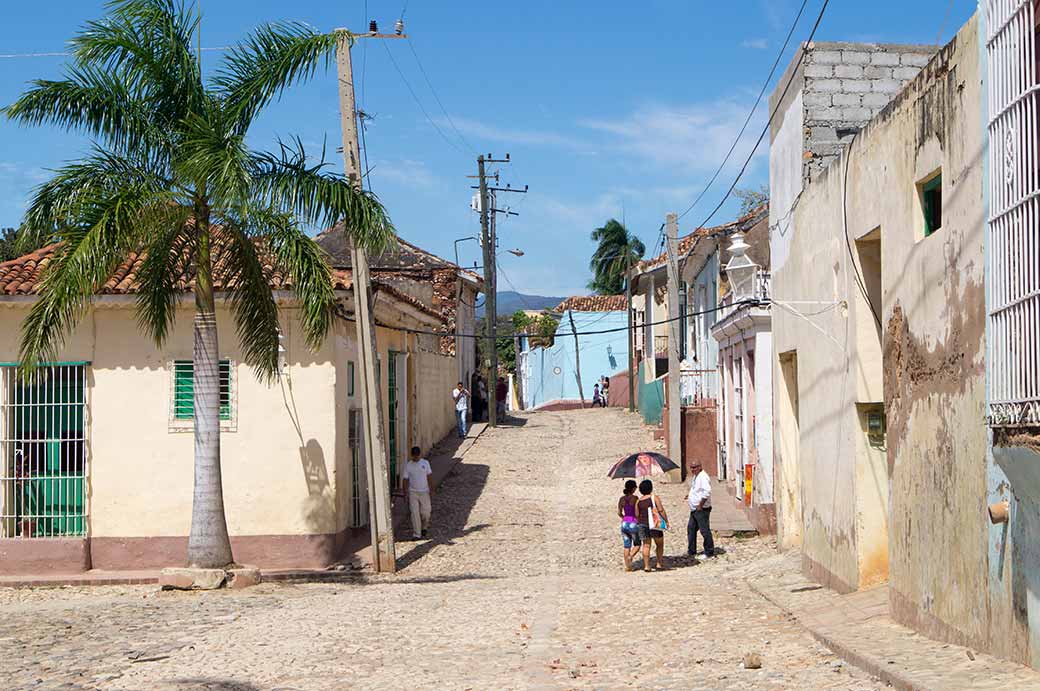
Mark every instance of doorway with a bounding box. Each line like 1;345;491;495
777;351;802;547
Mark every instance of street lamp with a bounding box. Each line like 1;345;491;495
454;236;479;267
505;248;524;257
724;232;759;302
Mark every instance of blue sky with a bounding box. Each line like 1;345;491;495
0;0;977;295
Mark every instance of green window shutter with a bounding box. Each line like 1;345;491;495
173;359;233;421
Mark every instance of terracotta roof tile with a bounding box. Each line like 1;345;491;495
553;295;629;312
636;202;769;272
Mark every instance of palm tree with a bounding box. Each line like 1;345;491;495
587;219;645;295
3;0;395;569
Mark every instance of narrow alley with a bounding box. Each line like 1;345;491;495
0;409;888;690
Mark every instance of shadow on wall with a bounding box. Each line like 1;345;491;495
300;439;334;533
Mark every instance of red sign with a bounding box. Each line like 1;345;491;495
744;464;753;506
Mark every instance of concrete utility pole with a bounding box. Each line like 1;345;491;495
336;29;403;573
473;155;526;428
626;251;635;413
664;213;682;468
569;311;586;408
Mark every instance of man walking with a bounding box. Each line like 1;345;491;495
452;381;469;438
401;446;433;539
687;461;715;557
495;376;508;418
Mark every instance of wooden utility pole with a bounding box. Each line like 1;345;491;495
336;29;401;572
664;213;682;470
626;251;635;413
569;311;586;408
476;156;496;427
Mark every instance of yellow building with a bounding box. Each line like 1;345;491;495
0;235;480;575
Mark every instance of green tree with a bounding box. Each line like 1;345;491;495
3;0;394;569
734;185;769;215
0;227;19;263
587;219;644;295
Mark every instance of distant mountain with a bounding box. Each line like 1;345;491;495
477;291;565;318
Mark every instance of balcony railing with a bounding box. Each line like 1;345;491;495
653;334;668;355
680;368;718;406
717;270;770;322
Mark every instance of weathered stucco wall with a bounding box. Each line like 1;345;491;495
776;15;989;617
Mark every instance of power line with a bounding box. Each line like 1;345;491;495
406;38;476;154
380;40;466;156
675;0;810;223
678;0;831;276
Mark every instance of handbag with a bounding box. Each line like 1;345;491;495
647;495;668;531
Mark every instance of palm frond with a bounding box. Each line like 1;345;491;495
214;22;345;133
19;183;163;370
69;0;203;126
249;141;396;254
133;204;194;346
19;149;170;251
216;218;282;380
2;67;169;157
177;108;251;213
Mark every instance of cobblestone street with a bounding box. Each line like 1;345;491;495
0;409;889;690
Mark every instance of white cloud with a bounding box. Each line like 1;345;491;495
369;158;438;189
579;99;767;174
741;38;769;49
446;116;590;151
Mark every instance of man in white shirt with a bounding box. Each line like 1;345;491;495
452;381;469;438
401;446;434;539
687;461;715;557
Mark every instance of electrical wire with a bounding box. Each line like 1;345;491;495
675;0;811;224
406;38;476;154
841;132;883;331
678;0;832;276
335;296;766;340
380;40;467;157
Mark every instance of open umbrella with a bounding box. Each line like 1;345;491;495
607;452;679;479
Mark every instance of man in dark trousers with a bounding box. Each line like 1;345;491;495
686;461;715;557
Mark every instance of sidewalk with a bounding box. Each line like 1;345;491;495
748;552;1040;691
0;423;488;588
709;478;756;534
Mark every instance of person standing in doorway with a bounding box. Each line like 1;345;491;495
687;461;715;557
496;376;508;418
452;381;470;438
402;446;433;539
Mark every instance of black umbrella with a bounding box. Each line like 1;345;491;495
607;452;679;479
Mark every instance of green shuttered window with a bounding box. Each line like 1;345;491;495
173;360;233;421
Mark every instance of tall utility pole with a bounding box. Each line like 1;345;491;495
473;155;525;428
336;27;403;573
626;251;635;413
569;311;586;408
664;213;682;472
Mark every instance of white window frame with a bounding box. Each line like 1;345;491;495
986;0;1040;426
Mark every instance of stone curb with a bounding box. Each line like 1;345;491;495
748;579;922;691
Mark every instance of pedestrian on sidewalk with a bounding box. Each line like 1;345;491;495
402;446;433;540
496;376;508;418
637;479;669;571
617;479;642;571
452;381;470;438
476;376;488;422
592;383;603;407
601;376;610;405
687;461;715;558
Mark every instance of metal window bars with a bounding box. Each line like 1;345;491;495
987;0;1040;426
349;408;369;528
0;364;87;538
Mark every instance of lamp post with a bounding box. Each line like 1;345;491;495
454;236;479;267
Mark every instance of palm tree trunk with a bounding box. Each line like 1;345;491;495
187;213;234;568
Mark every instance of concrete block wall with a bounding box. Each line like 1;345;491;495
801;42;937;182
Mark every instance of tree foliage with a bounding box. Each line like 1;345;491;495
587;219;644;295
734;185;769;216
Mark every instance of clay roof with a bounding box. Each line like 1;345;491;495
635;203;769;273
553;295;629;313
315;224;482;283
0;241;352;297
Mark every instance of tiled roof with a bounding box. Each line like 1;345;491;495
0;240;352;296
553;295;629;313
635;203;769;273
315;224;482;283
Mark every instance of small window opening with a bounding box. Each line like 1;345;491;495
921;174;942;237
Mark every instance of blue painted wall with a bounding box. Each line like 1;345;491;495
520;310;629;408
